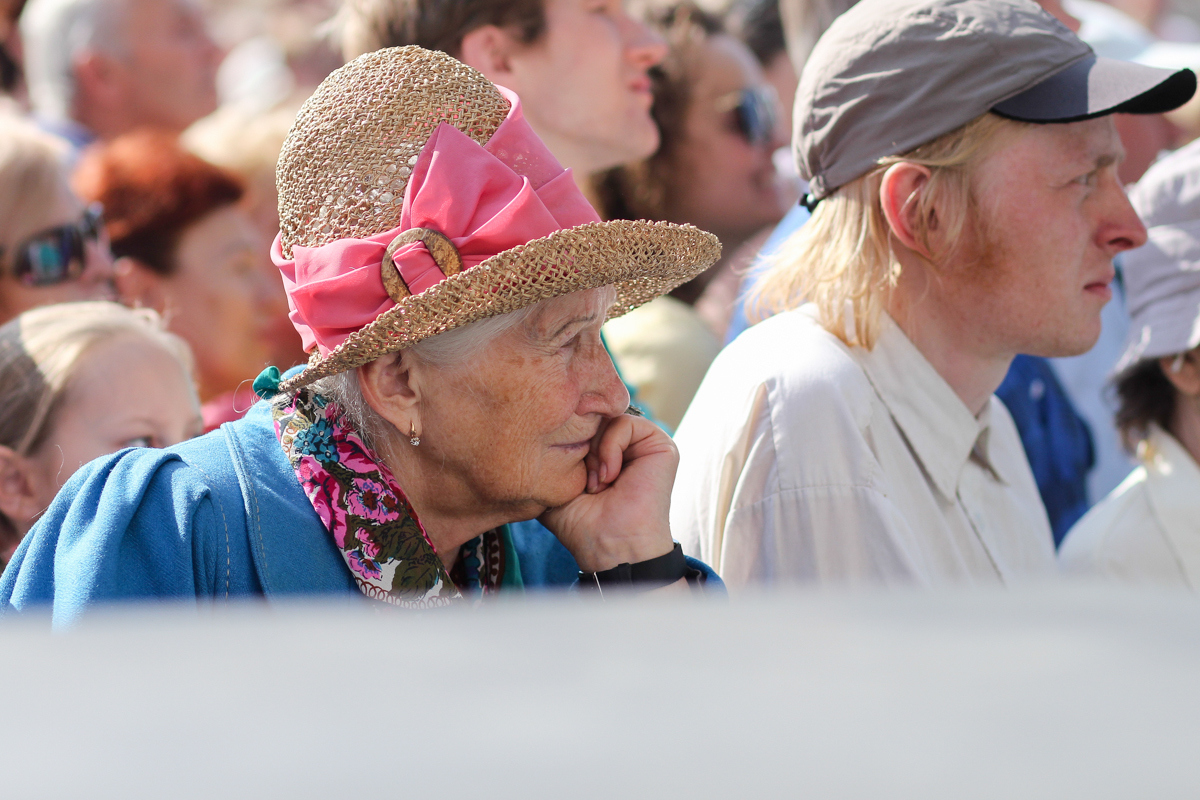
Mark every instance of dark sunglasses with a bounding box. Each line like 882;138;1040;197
717;86;780;146
1;204;107;288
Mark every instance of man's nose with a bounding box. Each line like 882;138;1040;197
1101;179;1149;256
623;12;668;70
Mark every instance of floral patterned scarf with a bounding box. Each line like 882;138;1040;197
272;388;508;607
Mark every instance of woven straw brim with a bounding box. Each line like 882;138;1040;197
278;219;720;393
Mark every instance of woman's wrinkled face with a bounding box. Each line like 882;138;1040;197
415;289;630;519
165;204;276;400
26;333;203;516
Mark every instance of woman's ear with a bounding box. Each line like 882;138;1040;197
1160;351;1200;397
0;445;46;534
879;161;934;260
358;351;422;436
459;25;520;88
113;257;167;313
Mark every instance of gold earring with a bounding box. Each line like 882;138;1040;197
409;421;420;447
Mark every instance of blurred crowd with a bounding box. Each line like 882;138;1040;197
1;0;1200;593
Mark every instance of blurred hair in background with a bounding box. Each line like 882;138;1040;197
337;0;545;61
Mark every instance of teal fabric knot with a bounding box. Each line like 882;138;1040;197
253;366;282;399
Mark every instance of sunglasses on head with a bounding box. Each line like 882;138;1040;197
716;86;780;146
1;204;107;288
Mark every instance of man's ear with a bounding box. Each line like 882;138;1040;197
1160;351;1200;397
459;25;521;88
358;351;423;438
113;257;167;313
0;445;45;532
879;161;935;260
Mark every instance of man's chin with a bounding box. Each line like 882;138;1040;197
1022;322;1103;359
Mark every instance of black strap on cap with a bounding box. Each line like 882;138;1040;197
579;543;702;594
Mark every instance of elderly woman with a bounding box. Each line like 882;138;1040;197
0;47;721;621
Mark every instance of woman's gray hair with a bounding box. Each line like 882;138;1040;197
285;286;618;452
299;304;538;451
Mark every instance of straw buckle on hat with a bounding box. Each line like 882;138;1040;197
381;228;463;301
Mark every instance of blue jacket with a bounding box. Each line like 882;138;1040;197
1;402;720;625
995;355;1095;547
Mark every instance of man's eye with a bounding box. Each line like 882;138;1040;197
1074;171;1097;186
123;436;154;449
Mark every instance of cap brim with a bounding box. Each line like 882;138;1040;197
992;55;1196;123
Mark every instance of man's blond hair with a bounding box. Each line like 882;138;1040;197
750;112;1031;348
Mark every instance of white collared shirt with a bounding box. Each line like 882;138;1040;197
670;306;1057;588
1059;426;1200;588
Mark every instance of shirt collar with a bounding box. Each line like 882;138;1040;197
856;313;997;499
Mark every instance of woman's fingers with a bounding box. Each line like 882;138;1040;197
593;416;632;490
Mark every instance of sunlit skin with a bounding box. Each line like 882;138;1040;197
116;205;275;403
0;333;201;556
461;0;668;176
358;289;678;574
0;182;116;326
882;116;1147;414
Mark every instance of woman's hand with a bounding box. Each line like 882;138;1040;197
539;412;677;573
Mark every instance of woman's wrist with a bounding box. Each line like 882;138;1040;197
578;542;699;592
571;529;673;573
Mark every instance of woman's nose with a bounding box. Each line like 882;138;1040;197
583;339;632;417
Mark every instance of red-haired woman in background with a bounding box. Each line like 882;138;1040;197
74;131;285;431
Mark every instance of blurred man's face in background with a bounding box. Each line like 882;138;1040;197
117;0;219;131
502;0;668;174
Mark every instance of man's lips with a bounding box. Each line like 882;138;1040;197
1084;270;1115;299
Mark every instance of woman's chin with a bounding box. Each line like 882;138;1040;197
533;466;589;511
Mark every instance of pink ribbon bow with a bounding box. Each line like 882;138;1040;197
272;87;601;356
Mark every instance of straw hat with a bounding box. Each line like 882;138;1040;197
272;46;721;393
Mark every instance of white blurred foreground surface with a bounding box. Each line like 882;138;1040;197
2;587;1199;798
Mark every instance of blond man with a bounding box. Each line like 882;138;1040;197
670;0;1195;588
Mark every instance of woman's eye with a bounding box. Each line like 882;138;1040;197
123;436;154;449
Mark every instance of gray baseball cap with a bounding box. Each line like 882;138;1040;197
795;0;1197;202
1116;138;1200;372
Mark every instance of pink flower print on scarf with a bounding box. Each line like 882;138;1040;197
273;390;463;608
